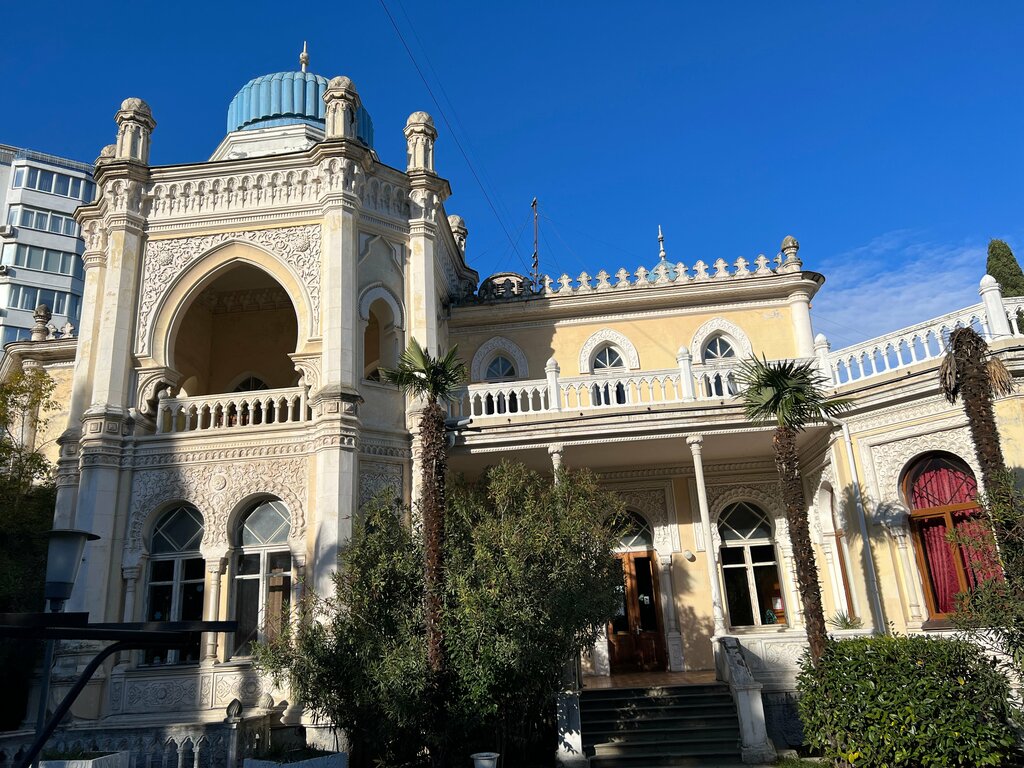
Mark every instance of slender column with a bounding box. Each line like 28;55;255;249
775;519;803;628
118;565;140;665
980;274;1012;339
789;290;815;358
886;522;924;621
658;554;684;670
549;443;564;478
202;557;226;665
687;435;727;635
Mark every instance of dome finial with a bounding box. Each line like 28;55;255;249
658;224;667;261
300;41;309;73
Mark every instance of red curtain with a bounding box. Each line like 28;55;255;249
910;462;977;509
920;517;961;613
953;512;1003;588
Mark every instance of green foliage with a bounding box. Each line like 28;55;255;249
987;239;1024;297
0;368;59;729
797;635;1017;767
735;356;850;430
254;499;429;767
256;463;623;767
380;339;467;403
826;611;863;630
443;463;623;758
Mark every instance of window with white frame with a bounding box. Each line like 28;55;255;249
144;505;205;664
591;345;627;405
7;205;80;237
7;244;84;279
485;355;516;381
482;355;519;414
700;335;739;397
718;501;787;627
12;166;95;201
232;500;292;656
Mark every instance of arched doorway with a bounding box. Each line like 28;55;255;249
607;509;667;672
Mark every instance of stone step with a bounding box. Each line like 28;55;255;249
582;712;739;730
591;739;743;759
589;756;748;768
584;724;741;746
581;701;736;721
582;692;734;710
582;683;728;700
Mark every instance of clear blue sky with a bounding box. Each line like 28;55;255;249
4;2;1023;348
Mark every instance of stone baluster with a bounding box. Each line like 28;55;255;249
687;435;727;636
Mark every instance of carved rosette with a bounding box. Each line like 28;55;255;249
124;456;309;565
135;225;322;356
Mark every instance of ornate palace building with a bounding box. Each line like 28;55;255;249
3;53;1024;766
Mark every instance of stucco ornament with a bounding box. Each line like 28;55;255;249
578;329;641;373
124;456;308;565
135;225;322;356
612;485;680;556
471;336;530;381
691;317;753;364
359;461;404;508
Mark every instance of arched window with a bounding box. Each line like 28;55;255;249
593;346;625;371
145;505;205;665
703;336;736;361
233;375;269;393
612;509;654;550
363;297;401;382
232;500;292;656
903;453;1001;618
718;501;786;628
591;346;627;406
485;355;516;381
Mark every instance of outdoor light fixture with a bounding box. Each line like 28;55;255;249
43;529;100;610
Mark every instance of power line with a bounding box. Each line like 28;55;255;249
377;0;531;275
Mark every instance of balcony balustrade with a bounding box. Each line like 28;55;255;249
154;386;310;434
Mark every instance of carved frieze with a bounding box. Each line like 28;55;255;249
125;455;309;564
359;461;404;508
612;484;680;556
135;225;322;356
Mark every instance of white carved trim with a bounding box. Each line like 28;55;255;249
136;225;322;357
358;283;406;330
470;336;530;382
691;318;753;364
578;329;641;374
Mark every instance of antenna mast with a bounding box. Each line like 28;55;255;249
531;197;539;291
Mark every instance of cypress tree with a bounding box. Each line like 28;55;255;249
986;239;1024;296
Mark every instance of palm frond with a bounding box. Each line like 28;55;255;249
939;353;959;404
380;338;467;402
988;357;1015;397
941;326;1015;401
734;355;850;430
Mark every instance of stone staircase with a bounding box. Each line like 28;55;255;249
581;682;745;767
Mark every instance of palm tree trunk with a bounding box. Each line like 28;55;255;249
957;343;1007;489
773;425;828;666
419;398;448;676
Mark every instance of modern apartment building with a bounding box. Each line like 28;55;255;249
0;144;93;347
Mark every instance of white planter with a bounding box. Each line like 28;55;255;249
470;752;500;768
244;753;347;768
41;751;130;768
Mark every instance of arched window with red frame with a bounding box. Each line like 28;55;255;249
903;452;1001;619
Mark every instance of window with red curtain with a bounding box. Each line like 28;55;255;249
904;453;1001;618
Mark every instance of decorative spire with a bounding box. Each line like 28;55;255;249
658;225;667;261
300;41;309;73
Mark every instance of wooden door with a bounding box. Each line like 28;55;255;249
607;552;667;672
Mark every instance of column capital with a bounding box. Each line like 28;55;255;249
206;556;227;575
686;434;704;452
121;565;141;582
547;443;564;457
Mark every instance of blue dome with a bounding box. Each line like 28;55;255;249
226;71;374;147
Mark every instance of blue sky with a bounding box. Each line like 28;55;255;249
4;2;1023;348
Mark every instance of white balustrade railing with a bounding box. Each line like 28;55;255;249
448;379;552;418
156;386;310;434
825;302;989;385
692;363;743;401
559;370;686;410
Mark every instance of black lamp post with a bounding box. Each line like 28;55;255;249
34;529;99;768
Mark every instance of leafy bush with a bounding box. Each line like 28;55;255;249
797;635;1017;767
257;462;623;768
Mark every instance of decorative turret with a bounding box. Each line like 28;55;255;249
404;111;436;173
114;98;156;164
779;234;801;273
448;215;468;252
323;76;362;140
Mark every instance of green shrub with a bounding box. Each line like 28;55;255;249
797;635;1017;767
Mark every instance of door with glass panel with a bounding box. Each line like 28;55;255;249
232;500;293;656
607;511;667;672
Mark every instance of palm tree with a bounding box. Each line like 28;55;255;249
736;356;850;666
939;327;1017;583
380;339;466;680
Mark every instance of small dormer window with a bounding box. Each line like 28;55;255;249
704;336;736;361
485;355;516;382
593;346;625;370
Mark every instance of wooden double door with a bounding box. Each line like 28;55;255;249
607;551;667;672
